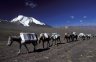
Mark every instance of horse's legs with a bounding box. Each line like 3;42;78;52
48;40;50;47
67;38;69;43
76;37;77;41
47;41;50;48
65;38;67;43
59;38;61;43
57;40;59;46
54;40;56;45
34;45;36;51
43;41;44;48
24;44;29;53
76;36;78;41
32;42;37;51
82;37;84;40
18;44;22;55
68;37;70;42
51;39;53;46
47;41;48;47
83;36;85;40
58;38;61;44
53;39;55;46
72;37;74;42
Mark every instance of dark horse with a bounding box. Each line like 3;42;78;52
64;32;78;43
86;34;91;40
7;34;38;55
70;33;78;42
38;33;50;48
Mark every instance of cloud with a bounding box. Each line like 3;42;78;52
70;16;74;19
83;16;87;18
66;21;70;23
25;0;37;8
80;20;83;23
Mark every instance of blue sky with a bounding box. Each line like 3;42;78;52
0;0;96;26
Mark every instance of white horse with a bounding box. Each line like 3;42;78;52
86;34;92;39
78;33;86;40
7;33;38;55
38;33;51;48
51;33;61;45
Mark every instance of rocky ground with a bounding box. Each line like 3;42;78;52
0;36;96;62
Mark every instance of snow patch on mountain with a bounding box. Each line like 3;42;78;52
11;15;45;26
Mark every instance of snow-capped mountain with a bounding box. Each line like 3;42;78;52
11;15;46;26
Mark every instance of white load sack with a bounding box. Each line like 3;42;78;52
20;33;37;43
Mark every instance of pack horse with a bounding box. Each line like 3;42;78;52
38;33;51;48
51;33;61;45
7;32;38;55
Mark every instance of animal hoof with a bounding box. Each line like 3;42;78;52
17;53;20;55
17;51;21;55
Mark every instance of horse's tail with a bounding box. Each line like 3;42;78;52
7;36;11;46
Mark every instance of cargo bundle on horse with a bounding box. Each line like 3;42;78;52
51;33;61;45
38;33;51;48
7;32;38;55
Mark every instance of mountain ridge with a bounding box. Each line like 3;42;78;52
11;15;46;26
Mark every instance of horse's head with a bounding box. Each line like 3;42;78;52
7;36;13;46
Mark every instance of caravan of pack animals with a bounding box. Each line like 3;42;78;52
7;32;94;55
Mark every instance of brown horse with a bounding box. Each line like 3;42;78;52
64;33;71;43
